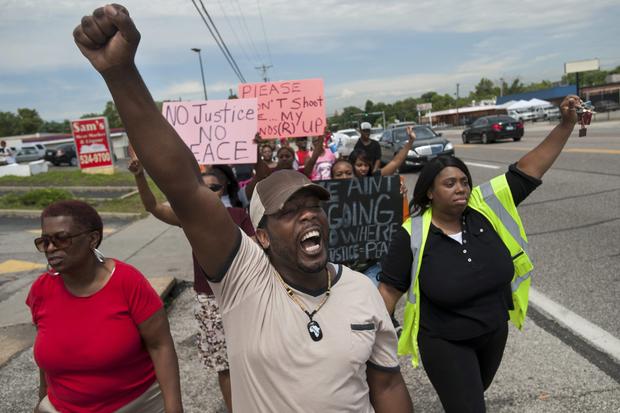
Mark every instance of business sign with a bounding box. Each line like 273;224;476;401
238;78;325;139
162;99;258;165
71;117;114;171
564;59;600;74
416;103;432;111
317;175;403;263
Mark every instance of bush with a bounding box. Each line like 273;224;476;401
0;188;74;209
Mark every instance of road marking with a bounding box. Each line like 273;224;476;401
456;144;620;155
529;288;620;363
465;161;500;170
0;259;45;275
26;228;117;235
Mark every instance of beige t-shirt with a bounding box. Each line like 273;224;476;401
210;231;399;412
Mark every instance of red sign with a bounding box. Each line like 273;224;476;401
71;117;113;169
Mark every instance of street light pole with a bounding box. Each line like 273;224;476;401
191;48;208;100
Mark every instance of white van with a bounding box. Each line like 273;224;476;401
508;109;536;122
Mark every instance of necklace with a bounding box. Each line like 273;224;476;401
275;268;331;342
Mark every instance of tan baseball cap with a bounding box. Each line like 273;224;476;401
249;170;330;229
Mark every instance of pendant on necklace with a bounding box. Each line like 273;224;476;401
307;320;323;341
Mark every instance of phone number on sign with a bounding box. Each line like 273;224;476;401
80;152;111;165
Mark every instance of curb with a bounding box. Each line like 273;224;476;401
0;209;141;219
529;287;620;364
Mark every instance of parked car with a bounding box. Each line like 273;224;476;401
335;128;360;139
462;115;524;144
594;100;620;112
379;125;454;171
508;109;536;122
370;127;384;141
12;144;46;163
45;144;78;166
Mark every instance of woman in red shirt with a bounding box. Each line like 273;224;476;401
28;200;182;413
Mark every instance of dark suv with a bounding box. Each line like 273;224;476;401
379;125;454;171
45;144;78;166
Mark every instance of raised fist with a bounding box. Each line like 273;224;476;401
73;4;140;74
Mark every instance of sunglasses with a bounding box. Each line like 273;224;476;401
207;183;223;192
34;229;94;252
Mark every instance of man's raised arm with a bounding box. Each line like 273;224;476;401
74;4;238;276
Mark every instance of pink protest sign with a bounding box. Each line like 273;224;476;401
162;99;258;165
238;79;325;139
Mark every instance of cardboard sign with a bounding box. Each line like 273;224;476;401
317;175;403;263
162;99;258;165
238;79;325;139
71;117;114;170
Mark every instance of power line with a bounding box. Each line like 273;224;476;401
214;0;254;65
197;0;246;81
190;0;246;83
231;0;264;64
255;0;273;66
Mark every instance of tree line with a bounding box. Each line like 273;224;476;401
329;66;620;128
2;66;618;137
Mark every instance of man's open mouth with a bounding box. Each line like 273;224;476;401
300;229;322;255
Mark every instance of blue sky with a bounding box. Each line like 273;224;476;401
1;0;619;122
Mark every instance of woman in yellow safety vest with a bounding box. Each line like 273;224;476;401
377;95;582;413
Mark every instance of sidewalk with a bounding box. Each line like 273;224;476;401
0;216;618;412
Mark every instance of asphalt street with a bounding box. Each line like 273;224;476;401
0;120;618;411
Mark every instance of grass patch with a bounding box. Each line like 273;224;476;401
0;188;74;209
0;179;167;214
0;169;136;187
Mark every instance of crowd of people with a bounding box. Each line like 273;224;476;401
26;4;585;413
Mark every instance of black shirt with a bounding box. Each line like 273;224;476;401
379;164;541;340
353;139;382;168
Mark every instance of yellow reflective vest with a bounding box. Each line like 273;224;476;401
398;174;533;367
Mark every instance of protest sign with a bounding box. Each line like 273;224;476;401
238;79;325;139
162;99;258;165
317;175;403;263
71;117;114;174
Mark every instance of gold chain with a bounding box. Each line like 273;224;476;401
274;268;331;319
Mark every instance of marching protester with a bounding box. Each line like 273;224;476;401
353;122;382;172
260;144;277;169
129;158;255;412
378;95;582;412
294;137;310;172
28;200;182;413
304;134;337;180
350;125;417;178
74;5;413;412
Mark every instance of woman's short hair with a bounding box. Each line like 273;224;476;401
41;200;104;247
410;155;472;216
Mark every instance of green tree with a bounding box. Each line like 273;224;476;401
473;78;499;99
0;111;19;136
16;108;44;134
102;101;123;128
81;112;101;119
505;78;525;95
42;120;71;133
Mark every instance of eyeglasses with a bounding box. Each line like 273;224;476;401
34;229;94;252
207;183;223;192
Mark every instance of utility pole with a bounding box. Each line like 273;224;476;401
500;77;504;97
455;83;460;127
191;48;208;100
255;64;273;82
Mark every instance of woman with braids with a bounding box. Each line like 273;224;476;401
28;200;182;413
